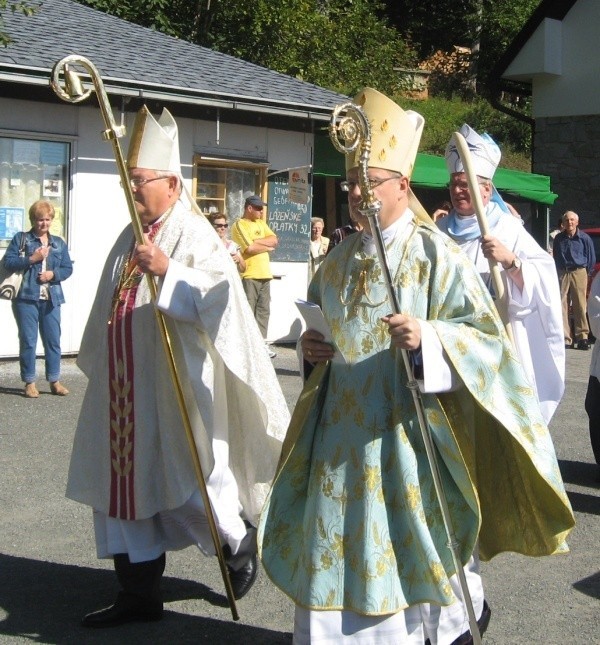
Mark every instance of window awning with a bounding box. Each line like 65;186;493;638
314;136;557;205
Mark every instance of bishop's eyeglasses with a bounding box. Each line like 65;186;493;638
340;175;401;192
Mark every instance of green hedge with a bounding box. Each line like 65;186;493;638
396;96;532;172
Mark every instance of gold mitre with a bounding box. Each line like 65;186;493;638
344;88;432;225
127;105;181;174
345;87;424;178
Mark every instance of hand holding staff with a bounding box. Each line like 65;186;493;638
330;103;482;645
50;55;240;621
451;131;515;345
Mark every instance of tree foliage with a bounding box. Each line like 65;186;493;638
382;0;539;97
201;0;416;96
0;0;40;46
3;0;540;165
77;0;417;96
74;0;539;99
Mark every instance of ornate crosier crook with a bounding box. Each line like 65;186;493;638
329;101;482;645
50;55;241;621
329;101;380;219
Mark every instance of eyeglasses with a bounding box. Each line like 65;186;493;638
213;223;228;229
448;179;490;191
340;175;400;192
122;176;169;190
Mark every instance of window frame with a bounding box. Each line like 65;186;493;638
0;131;73;248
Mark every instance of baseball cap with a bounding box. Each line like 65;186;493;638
245;195;267;208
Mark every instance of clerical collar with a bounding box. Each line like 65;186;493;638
142;204;175;234
361;210;414;255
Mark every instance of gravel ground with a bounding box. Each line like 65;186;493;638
0;343;597;644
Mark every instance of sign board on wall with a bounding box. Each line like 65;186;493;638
0;207;25;241
267;173;312;262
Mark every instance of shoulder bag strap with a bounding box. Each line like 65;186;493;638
231;220;251;248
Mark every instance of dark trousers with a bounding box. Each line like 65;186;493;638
584;376;600;465
114;552;166;606
242;278;271;338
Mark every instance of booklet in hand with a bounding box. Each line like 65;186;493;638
294;299;346;364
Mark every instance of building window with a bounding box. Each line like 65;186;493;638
0;136;70;247
193;156;268;219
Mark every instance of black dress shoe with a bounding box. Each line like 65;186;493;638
228;553;258;599
81;593;163;628
577;339;590;350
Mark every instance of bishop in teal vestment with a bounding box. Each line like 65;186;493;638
259;212;573;616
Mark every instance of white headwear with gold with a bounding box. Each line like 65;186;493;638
445;124;501;179
127;105;181;174
346;87;424;178
344;87;431;224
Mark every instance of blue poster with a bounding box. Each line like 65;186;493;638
0;207;25;241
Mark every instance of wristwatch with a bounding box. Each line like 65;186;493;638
507;256;522;273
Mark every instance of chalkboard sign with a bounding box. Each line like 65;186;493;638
267;173;312;262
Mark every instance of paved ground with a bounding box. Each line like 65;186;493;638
0;344;598;644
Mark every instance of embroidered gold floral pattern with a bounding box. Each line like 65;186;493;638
260;221;574;615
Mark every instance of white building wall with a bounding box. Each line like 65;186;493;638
0;98;312;358
504;0;600;118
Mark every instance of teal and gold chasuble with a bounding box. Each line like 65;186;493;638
259;217;574;616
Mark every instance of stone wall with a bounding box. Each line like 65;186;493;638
534;115;600;226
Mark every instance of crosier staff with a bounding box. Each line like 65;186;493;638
50;54;240;621
451;131;515;345
329;102;482;645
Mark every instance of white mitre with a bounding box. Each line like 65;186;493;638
127;106;181;174
445;123;501;179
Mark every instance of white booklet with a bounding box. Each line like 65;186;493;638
294;299;346;364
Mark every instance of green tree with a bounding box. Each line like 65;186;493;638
202;0;416;96
75;0;201;40
382;0;539;97
77;0;416;96
0;0;40;46
70;0;536;166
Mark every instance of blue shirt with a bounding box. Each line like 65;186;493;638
553;229;596;274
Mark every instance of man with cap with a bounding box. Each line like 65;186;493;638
231;195;278;358
438;124;564;426
258;89;573;644
66;106;289;627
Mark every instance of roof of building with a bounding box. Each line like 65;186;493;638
490;0;578;87
0;0;347;123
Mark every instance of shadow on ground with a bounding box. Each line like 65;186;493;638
558;459;599;488
0;553;292;644
572;570;600;600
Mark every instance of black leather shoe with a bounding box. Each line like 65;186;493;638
81;593;163;628
577;339;590;350
228;553;258;599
